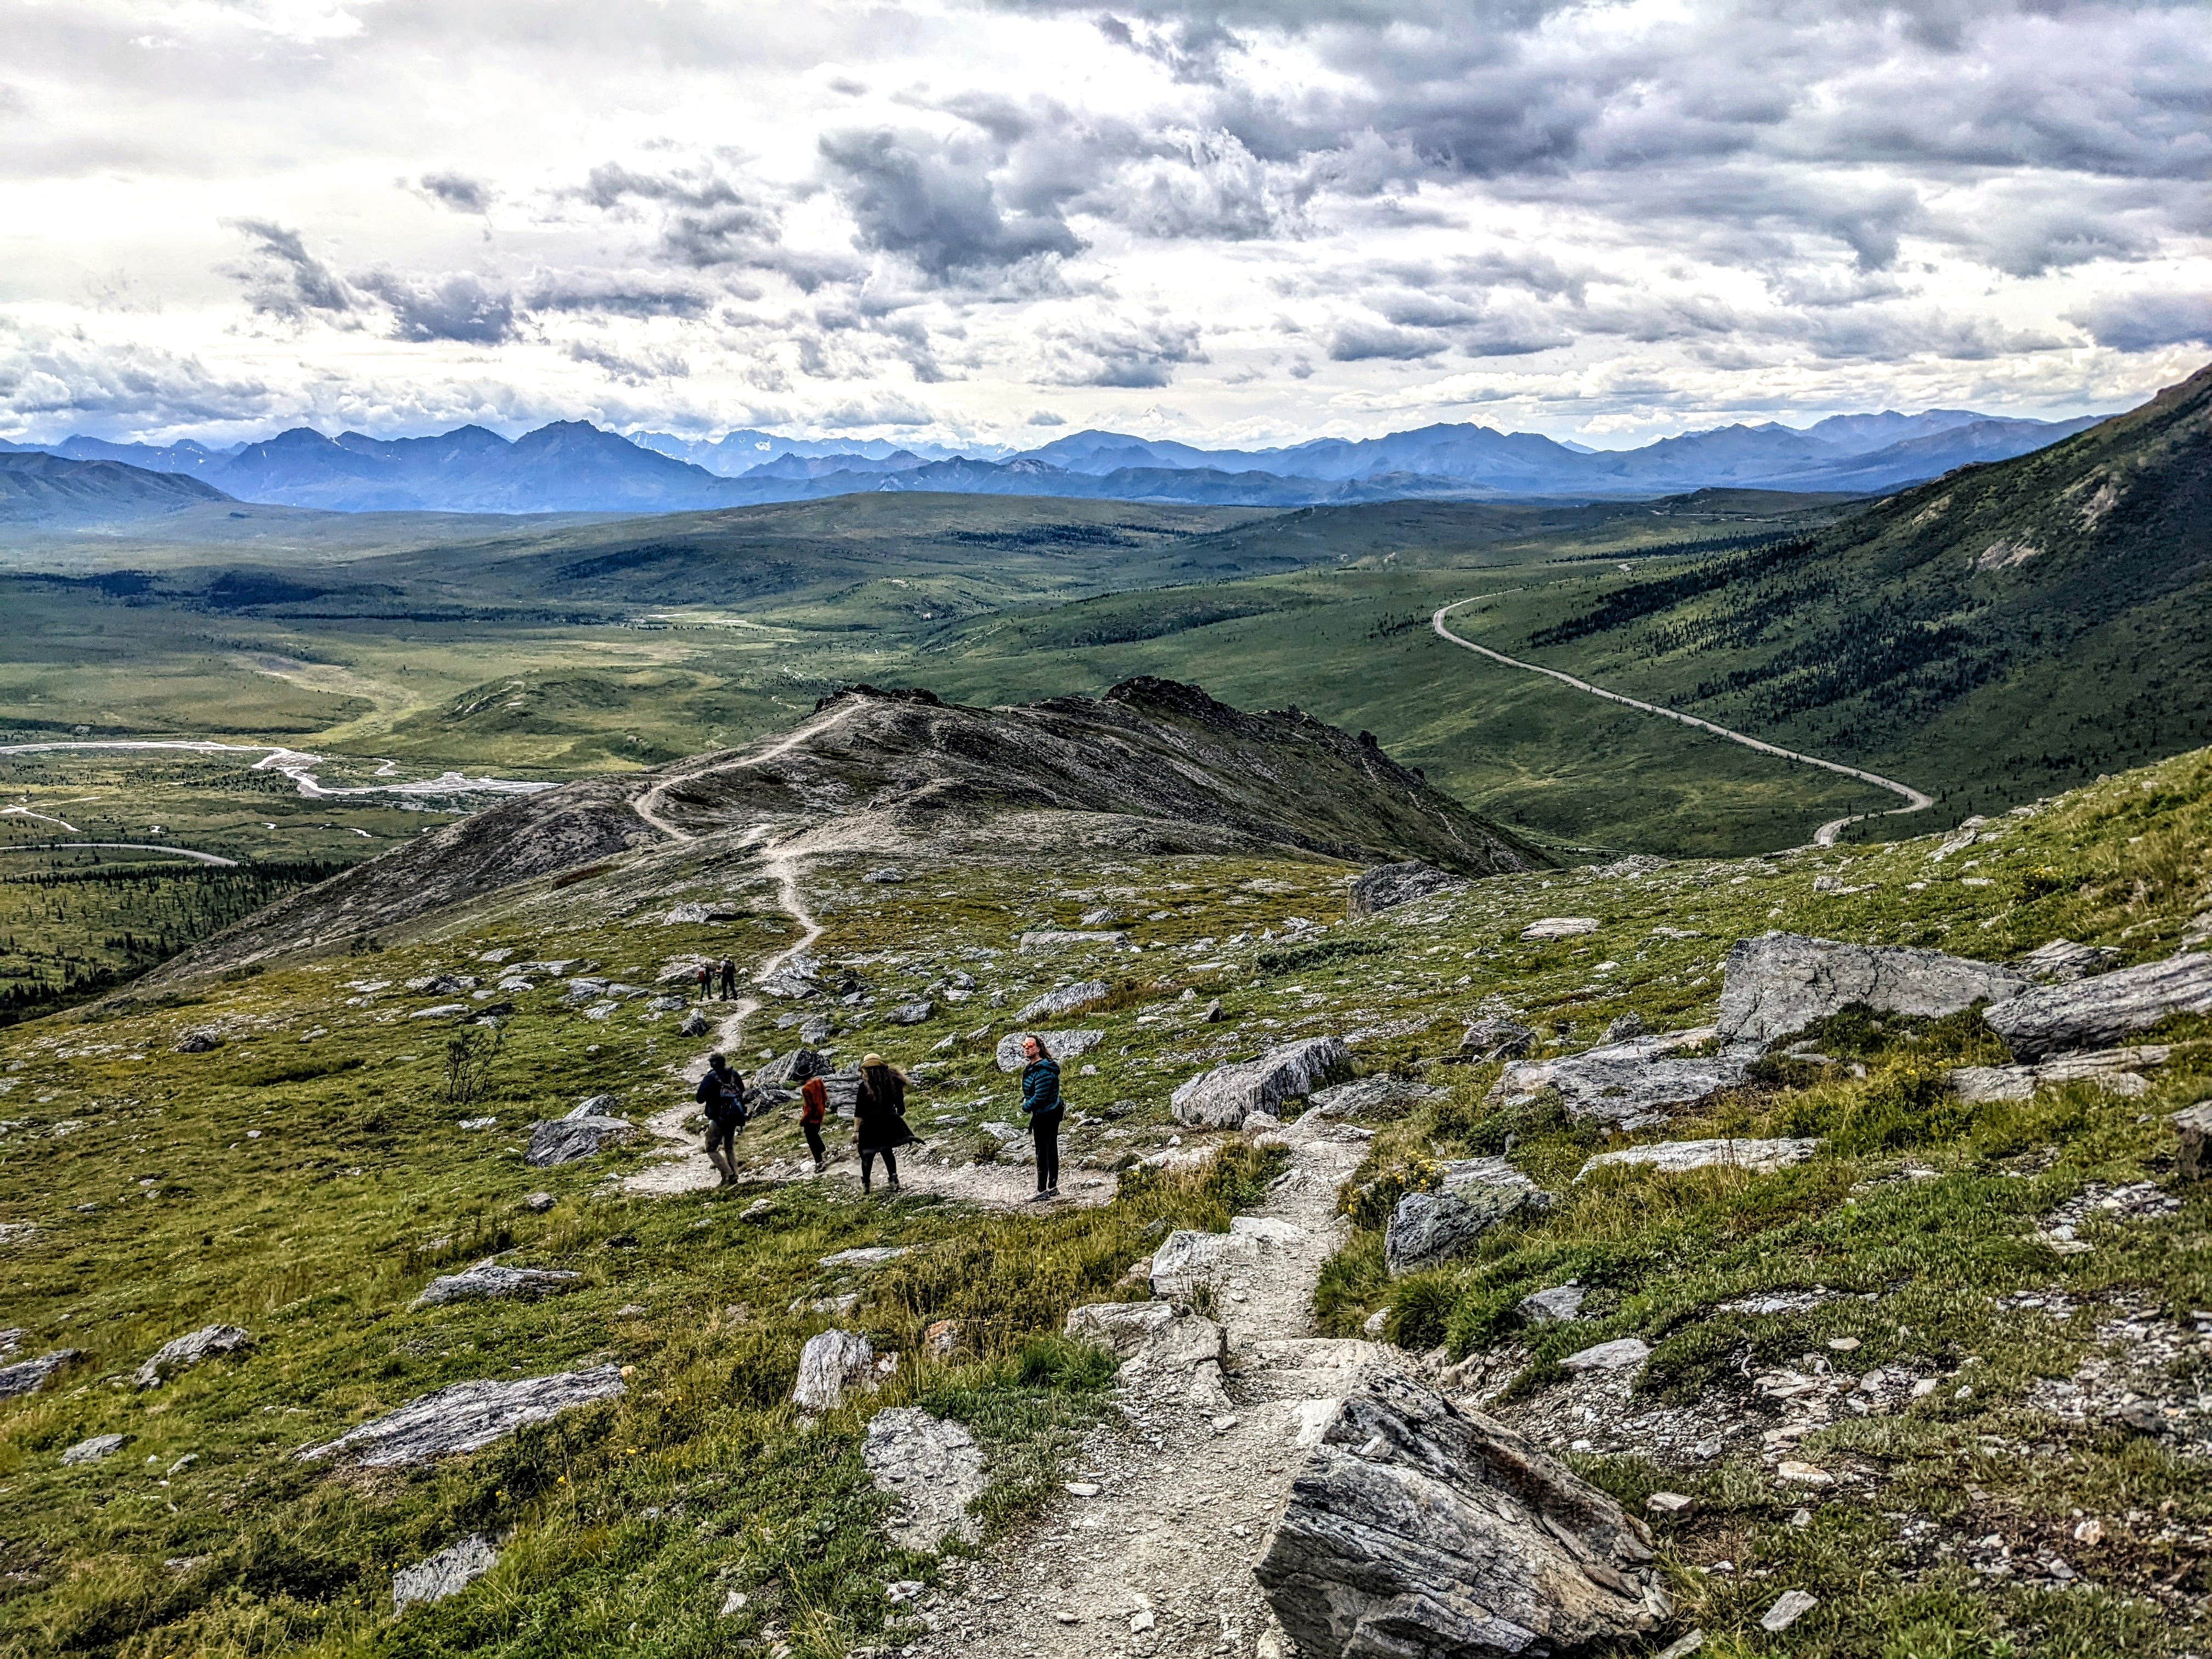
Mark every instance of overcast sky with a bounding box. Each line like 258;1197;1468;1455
2;0;2208;451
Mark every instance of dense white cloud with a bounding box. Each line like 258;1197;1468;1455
0;0;2205;448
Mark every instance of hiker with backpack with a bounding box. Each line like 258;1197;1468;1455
696;1052;748;1186
798;1071;829;1174
854;1052;918;1194
719;956;738;998
1019;1032;1063;1201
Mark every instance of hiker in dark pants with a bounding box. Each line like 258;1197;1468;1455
854;1052;917;1194
1020;1033;1063;1201
695;963;712;1004
719;956;737;999
696;1053;747;1186
798;1073;829;1173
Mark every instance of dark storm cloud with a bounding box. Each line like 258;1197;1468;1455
522;272;719;319
224;219;364;322
816;127;1083;281
1325;319;1449;361
579;163;789;269
2069;290;2212;351
416;171;493;214
354;270;520;344
1039;315;1207;386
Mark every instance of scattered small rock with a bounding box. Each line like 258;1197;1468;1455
62;1433;126;1465
412;1262;582;1309
1521;916;1601;940
1561;1338;1650;1373
133;1324;253;1389
1349;862;1469;917
393;1534;499;1611
1760;1589;1819;1632
793;1329;876;1412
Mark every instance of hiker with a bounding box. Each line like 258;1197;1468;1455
695;962;712;1004
854;1052;918;1194
696;1052;748;1186
719;956;737;998
1019;1032;1063;1201
798;1070;829;1173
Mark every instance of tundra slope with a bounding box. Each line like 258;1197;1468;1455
151;678;1547;980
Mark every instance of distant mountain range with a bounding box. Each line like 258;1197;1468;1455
0;404;2106;518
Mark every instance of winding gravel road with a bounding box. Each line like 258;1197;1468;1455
1431;597;1934;847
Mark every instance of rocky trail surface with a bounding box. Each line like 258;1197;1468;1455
904;1118;1374;1657
1431;597;1933;846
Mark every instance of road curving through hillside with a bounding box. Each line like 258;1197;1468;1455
1430;597;1934;847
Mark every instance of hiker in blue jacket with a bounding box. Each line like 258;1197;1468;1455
1019;1033;1063;1201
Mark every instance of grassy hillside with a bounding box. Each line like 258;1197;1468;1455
4;726;2211;1656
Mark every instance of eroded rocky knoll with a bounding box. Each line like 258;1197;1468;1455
148;679;1545;979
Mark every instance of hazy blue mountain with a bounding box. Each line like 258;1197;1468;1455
0;450;233;524
631;430;992;470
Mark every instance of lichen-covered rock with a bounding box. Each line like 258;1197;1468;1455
411;1262;582;1310
1349;862;1468;917
297;1366;626;1466
1384;1162;1554;1276
756;1047;830;1086
1015;980;1110;1023
133;1323;254;1388
1520;1284;1587;1325
991;1028;1103;1071
1171;1036;1353;1128
1254;1367;1667;1659
888;1000;934;1025
1064;1301;1227;1377
1019;929;1126;950
1576;1138;1819;1181
393;1535;498;1611
1491;1030;1747;1128
1717;933;2029;1048
863;1407;987;1550
793;1328;876;1412
1983;952;2212;1061
524;1115;634;1167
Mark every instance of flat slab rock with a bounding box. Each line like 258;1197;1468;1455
1983;952;2212;1062
992;1028;1104;1071
1350;862;1469;917
0;1349;82;1399
1015;980;1110;1023
1717;932;2029;1048
524;1115;635;1167
1171;1035;1353;1128
1148;1228;1262;1297
863;1407;988;1550
63;1433;127;1465
1521;916;1600;940
134;1323;253;1388
1577;1138;1819;1180
393;1534;498;1611
1308;1075;1446;1119
1950;1045;2170;1104
412;1261;583;1309
297;1365;626;1467
1492;1029;1746;1127
1255;1364;1668;1659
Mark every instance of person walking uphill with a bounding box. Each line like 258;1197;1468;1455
696;1053;748;1186
1020;1033;1063;1201
854;1052;918;1194
798;1071;829;1175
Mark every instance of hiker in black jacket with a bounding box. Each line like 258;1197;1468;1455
696;1053;747;1186
1019;1034;1063;1201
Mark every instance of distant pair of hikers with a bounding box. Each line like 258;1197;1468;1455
694;958;737;1002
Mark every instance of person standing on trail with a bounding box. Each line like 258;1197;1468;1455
854;1052;917;1194
798;1071;829;1174
1019;1034;1063;1202
696;963;713;1004
719;956;737;999
696;1053;748;1186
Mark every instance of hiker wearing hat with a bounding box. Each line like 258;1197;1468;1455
854;1052;918;1194
1019;1033;1063;1201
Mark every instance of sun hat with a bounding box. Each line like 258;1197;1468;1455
862;1052;885;1068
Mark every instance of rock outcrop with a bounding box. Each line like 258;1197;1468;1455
1717;933;2029;1048
393;1536;499;1611
2017;939;2121;984
0;1348;80;1398
2176;1102;2212;1182
1490;1029;1748;1128
1171;1036;1353;1128
1307;1075;1446;1120
411;1261;583;1309
1949;1046;2169;1103
863;1408;988;1550
297;1366;626;1466
1349;862;1468;917
1254;1366;1667;1659
1576;1138;1819;1180
757;1047;830;1086
133;1324;253;1388
1064;1301;1228;1379
1148;1229;1262;1298
1384;1160;1555;1276
1015;980;1110;1022
1459;1015;1536;1062
1982;952;2212;1060
62;1433;126;1465
992;1029;1104;1071
1521;917;1600;940
793;1328;876;1411
524;1114;635;1167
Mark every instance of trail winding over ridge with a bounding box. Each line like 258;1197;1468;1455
1431;597;1935;847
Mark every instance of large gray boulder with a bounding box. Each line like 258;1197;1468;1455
1308;1076;1446;1120
1016;980;1111;1022
1491;1030;1748;1128
793;1328;876;1412
1949;1045;2169;1103
62;1433;126;1465
297;1366;626;1466
1254;1367;1668;1658
1064;1301;1228;1378
992;1029;1104;1071
1983;952;2212;1061
1576;1138;1819;1181
756;1047;830;1087
1171;1036;1353;1128
524;1115;635;1167
393;1535;499;1611
411;1261;583;1310
1148;1228;1262;1297
863;1407;988;1550
1384;1160;1555;1277
133;1324;254;1389
1717;933;2029;1048
0;1349;80;1399
1350;862;1468;917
